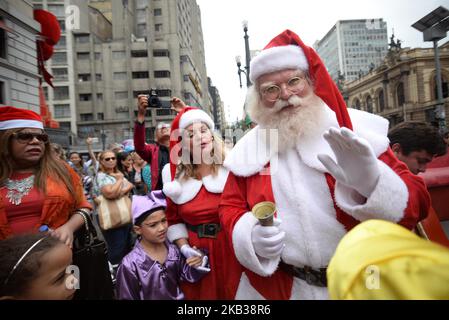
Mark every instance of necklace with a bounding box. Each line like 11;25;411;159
5;175;35;205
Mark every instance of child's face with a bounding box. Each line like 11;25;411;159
134;210;168;244
18;243;76;300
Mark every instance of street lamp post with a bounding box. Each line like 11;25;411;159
236;20;252;88
412;6;449;133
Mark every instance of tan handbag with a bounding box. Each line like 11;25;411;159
95;195;132;230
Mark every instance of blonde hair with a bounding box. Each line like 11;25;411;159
0;128;75;195
176;131;226;180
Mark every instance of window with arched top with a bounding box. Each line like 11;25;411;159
378;89;385;112
353;99;361;110
433;75;449;99
396;82;405;107
366;95;373;113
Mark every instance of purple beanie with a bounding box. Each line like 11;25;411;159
132;190;167;225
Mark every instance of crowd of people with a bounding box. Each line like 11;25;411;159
1;29;449;300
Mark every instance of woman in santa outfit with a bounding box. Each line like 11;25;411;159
162;98;242;300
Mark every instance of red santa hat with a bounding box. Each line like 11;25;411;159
0;106;44;131
249;29;353;130
165;107;215;196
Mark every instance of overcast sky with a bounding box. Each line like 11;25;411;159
196;0;448;123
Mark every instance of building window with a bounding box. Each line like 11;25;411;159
78;74;91;82
113;72;127;80
77;52;90;60
112;51;126;59
53;86;69;100
52;52;67;65
396;82;405;107
80;113;94;121
95;52;102;60
433;75;449;99
352;98;361;110
156;109;171;116
132;71;149;79
155;24;163;32
58;20;66;33
0;18;6;59
133;90;150;98
154;70;170;78
131;50;148;57
48;4;65;17
79;94;92;101
43;86;48;100
54;104;71;118
96;74;102;81
52;68;68;81
378;90;385;112
366;95;373;113
115;91;128;100
157;89;172;97
0;80;5;104
55;36;66;48
75;34;90;44
137;24;146;38
183;75;189;82
97;93;103;101
154;8;162;16
153;49;169;57
97;113;104;120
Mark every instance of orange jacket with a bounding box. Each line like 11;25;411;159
0;165;92;239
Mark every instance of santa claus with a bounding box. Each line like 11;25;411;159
219;29;430;300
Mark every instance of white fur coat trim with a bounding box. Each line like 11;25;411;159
225;107;390;177
335;160;408;223
167;223;189;242
162;164;229;205
232;212;281;277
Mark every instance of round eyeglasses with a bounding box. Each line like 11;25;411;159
260;76;307;102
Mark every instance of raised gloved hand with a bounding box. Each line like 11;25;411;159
251;219;285;259
318;127;380;198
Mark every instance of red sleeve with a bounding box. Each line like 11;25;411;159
379;148;430;230
219;172;251;248
166;197;183;226
133;121;157;163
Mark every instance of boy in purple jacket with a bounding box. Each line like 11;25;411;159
116;191;209;300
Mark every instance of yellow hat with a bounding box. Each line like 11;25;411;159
327;219;449;300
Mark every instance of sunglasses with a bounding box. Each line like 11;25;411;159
103;157;116;162
12;132;49;144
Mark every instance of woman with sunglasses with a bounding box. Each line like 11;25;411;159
0;106;92;246
94;150;134;267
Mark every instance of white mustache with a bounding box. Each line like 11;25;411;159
273;95;302;110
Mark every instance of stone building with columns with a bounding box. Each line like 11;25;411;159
343;40;449;129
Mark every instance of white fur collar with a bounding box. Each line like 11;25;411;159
224;106;390;177
162;163;229;204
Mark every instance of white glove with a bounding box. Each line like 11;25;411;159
318;127;380;198
196;255;211;273
251;219;285;259
180;244;201;259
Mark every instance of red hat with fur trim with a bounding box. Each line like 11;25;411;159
249;29;352;130
0;106;44;131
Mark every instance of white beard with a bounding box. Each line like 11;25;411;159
247;86;328;154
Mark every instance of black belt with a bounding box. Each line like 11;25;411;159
186;223;221;239
279;261;327;287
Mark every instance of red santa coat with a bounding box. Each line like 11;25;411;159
162;164;242;300
219;107;430;300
